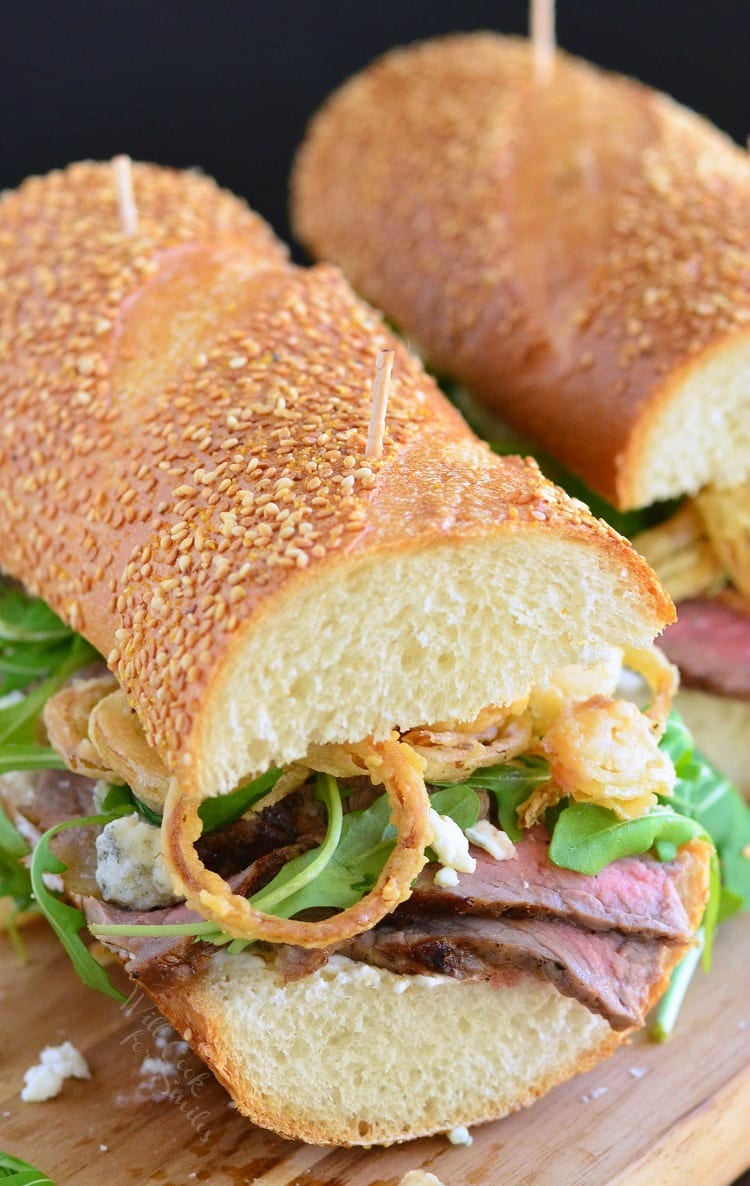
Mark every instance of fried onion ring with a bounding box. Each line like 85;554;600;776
622;645;678;736
161;736;431;948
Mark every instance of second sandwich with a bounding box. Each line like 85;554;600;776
292;31;750;795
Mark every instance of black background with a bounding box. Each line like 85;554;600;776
2;0;750;252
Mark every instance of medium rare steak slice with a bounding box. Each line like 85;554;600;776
84;836;320;990
659;594;750;699
404;829;695;941
345;914;670;1030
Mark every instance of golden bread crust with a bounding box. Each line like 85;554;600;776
149;967;623;1146
292;33;750;509
0;160;672;784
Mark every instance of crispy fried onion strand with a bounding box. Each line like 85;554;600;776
161;736;431;948
695;481;750;600
632;503;723;603
399;712;532;783
622;645;678;737
521;694;676;827
43;674;120;782
247;763;311;814
307;705;532;785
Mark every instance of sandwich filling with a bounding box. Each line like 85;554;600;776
5;587;740;1037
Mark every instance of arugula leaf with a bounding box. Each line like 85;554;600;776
0;1152;54;1185
197;768;284;834
251;773;343;913
661;713;750;911
259;784;481;918
0;803;33;912
0;745;66;775
0;590;72;644
0;634;96;749
30;810;133;1002
548;803;704;875
433;757;549;841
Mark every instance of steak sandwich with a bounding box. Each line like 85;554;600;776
0;161;712;1146
291;31;750;797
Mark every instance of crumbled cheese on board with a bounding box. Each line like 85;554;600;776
447;1125;473;1145
399;1172;447;1186
21;1042;90;1102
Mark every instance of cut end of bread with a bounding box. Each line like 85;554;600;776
624;334;750;507
196;530;669;795
155;951;619;1146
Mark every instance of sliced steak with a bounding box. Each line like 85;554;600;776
345;914;668;1030
84;896;211;989
23;768;98;832
659;594;750;700
197;788;324;879
84;836;319;990
403;828;694;941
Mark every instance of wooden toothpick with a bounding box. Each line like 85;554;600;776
530;0;556;85
112;154;138;236
365;349;394;461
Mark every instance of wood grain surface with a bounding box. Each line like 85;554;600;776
1;912;748;1186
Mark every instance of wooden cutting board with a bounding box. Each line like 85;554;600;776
1;912;749;1186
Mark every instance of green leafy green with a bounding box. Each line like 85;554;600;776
254;783;481;919
29;809;133;1002
251;773;343;913
0;745;66;775
548;803;704;876
0;803;33;913
0;1152;54;1185
197;768;284;834
0;590;72;644
433;757;549;841
663;713;750;911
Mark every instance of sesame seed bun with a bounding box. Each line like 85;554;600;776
291;32;750;512
0;160;671;799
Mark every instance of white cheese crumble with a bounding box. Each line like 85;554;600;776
140;1056;178;1078
21;1042;90;1102
92;779;112;811
428;809;476;874
465;820;516;862
95;814;179;910
447;1124;473;1146
433;866;460;888
399;1173;446;1186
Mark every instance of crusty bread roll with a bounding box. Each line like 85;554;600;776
292;32;750;512
0;161;671;798
0;161;697;1147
